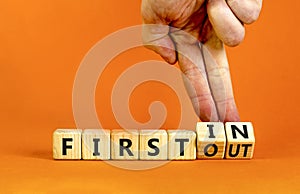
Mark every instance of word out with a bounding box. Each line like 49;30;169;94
53;122;255;160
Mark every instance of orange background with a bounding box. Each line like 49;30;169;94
0;0;299;193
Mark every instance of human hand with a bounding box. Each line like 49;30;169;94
141;0;262;122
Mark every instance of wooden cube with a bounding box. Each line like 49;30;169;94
53;129;82;159
82;129;110;160
225;122;255;159
139;130;168;160
111;129;139;160
168;130;196;160
196;122;226;159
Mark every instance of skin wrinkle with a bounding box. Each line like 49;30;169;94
143;27;169;43
171;1;199;27
181;7;206;37
181;64;204;77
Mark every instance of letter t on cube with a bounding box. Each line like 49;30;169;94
168;130;196;160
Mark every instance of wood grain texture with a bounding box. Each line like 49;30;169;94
225;122;255;159
168;130;196;160
196;122;226;159
53;129;82;159
111;129;139;160
139;129;168;160
82;129;110;160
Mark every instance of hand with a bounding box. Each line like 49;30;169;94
141;0;262;122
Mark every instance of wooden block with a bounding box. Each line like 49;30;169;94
139;130;168;160
82;129;110;160
225;122;255;159
53;129;82;159
111;129;139;160
168;130;196;160
196;122;226;159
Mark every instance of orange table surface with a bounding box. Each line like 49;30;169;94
1;124;299;193
0;0;299;193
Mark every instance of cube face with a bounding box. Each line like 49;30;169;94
82;129;110;160
111;129;139;160
168;130;196;160
196;122;226;159
225;122;255;159
139;130;168;160
53;129;82;159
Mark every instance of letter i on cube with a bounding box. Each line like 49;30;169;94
82;129;110;160
196;122;226;159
